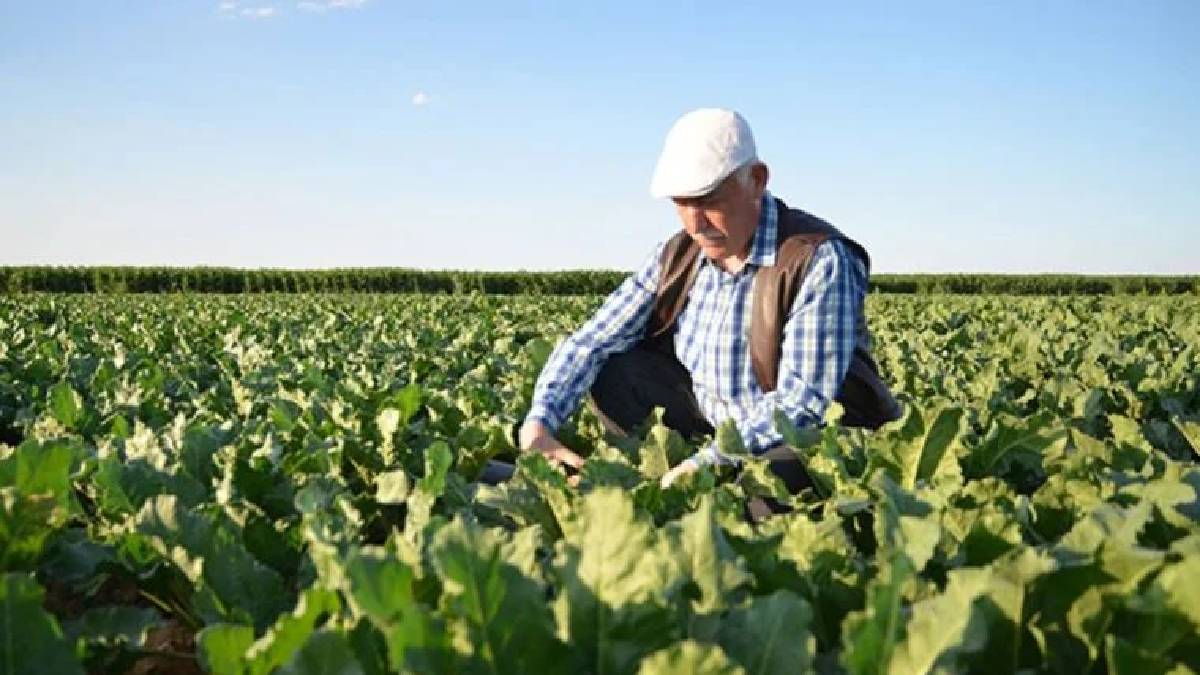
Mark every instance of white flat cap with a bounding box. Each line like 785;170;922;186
649;108;757;199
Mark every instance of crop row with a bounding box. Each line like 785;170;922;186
2;267;1198;296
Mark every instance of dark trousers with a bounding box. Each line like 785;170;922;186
487;345;813;519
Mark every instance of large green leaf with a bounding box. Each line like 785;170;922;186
198;624;255;675
971;547;1056;674
472;454;565;537
964;411;1066;479
342;548;454;673
552;488;683;675
715;419;748;458
718;590;814;675
638;418;688;479
392;382;424;428
1056;502;1153;559
1026;559;1117;673
48;381;82;430
380;607;455;675
637;640;745;675
243;588;341;675
579;447;644;490
178;423;230;488
135;494;290;631
888;568;991;675
0;440;79;570
908;405;965;488
0;573;84;675
840;555;914;675
2;439;77;509
38;528;117;588
661;496;753;614
276;629;365;675
428;516;566;673
871;473;941;573
62;606;161;648
404;441;453;539
345;548;416;626
92;454;207;516
874;405;966;490
1152;554;1200;632
0;490;62;571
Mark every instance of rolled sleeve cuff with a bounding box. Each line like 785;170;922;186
524;403;563;434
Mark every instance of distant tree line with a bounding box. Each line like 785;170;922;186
0;267;1196;296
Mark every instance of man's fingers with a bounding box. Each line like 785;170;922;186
541;450;584;487
546;448;585;470
519;422;585;471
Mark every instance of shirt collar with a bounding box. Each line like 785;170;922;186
746;190;778;268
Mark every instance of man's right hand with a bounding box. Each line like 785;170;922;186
519;419;586;472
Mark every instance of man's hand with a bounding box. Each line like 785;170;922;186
660;458;699;489
519;420;585;473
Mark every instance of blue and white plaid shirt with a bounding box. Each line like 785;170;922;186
526;193;869;467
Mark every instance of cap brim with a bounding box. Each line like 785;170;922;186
649;170;728;200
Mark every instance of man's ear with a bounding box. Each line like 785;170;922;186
751;162;770;196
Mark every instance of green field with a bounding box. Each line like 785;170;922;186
2;293;1199;674
2;266;1199;296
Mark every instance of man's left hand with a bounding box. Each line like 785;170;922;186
660;459;699;489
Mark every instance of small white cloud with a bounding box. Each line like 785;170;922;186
240;6;277;18
412;91;431;107
218;1;280;20
298;0;366;12
296;0;362;11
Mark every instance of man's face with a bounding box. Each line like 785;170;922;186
671;163;769;265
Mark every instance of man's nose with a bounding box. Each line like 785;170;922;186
680;206;710;234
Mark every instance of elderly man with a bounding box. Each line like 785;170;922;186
515;108;900;504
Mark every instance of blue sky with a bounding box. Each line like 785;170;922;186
1;1;1197;273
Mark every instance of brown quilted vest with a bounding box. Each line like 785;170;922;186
644;197;902;430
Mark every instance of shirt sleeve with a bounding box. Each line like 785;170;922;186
525;241;664;432
689;238;866;467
